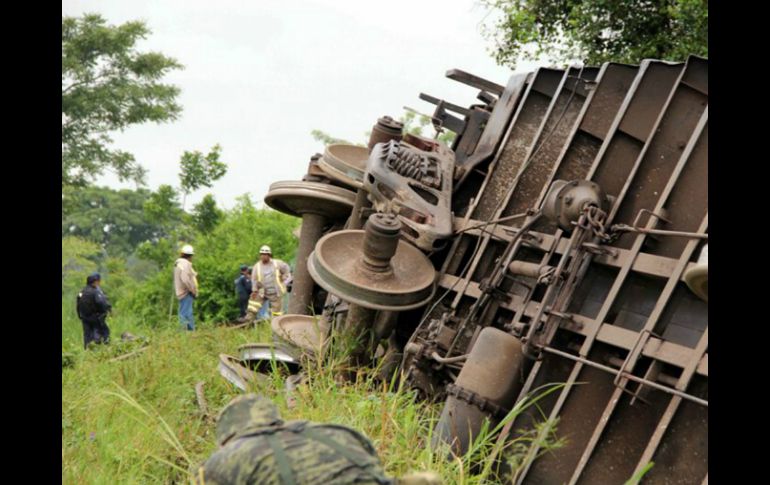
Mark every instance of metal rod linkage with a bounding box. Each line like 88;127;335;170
611;224;709;240
541;346;708;407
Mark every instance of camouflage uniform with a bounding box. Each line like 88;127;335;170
198;394;393;485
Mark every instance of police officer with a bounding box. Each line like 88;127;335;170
76;273;112;349
198;394;441;485
234;265;253;322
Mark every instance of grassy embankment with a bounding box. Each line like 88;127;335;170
62;301;567;484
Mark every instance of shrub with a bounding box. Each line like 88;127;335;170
120;196;299;326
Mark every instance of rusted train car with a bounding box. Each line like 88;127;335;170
263;55;708;484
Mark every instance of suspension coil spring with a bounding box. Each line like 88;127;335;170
380;139;442;189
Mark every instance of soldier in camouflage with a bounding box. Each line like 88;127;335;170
197;394;441;485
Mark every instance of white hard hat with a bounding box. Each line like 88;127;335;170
259;245;272;255
181;244;195;255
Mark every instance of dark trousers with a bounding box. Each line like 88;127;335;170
82;317;110;349
238;296;249;317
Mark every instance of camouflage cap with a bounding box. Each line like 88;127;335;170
215;394;283;446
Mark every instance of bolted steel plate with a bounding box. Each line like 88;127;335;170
318;144;370;189
264;180;356;219
307;229;436;311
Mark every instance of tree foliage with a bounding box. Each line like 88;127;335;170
481;0;708;68
62;186;163;257
400;111;456;145
137;184;196;267
311;130;353;146
62;13;183;187
136;237;177;269
62;236;102;295
192;194;223;234
178;144;228;206
142;184;184;230
312;109;456;149
121;196;300;325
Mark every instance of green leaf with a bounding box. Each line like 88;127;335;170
62;13;183;188
480;0;707;68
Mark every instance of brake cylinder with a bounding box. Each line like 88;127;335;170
431;327;526;456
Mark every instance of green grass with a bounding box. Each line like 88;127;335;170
624;462;655;485
62;309;566;484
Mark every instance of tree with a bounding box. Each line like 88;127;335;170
311;109;456;149
192;194;223;234
135;237;176;269
137;147;225;272
142;184;184;231
311;130;353;146
62;236;102;295
178;144;227;209
121;195;300;325
481;0;708;68
62;185;164;256
62;13;183;187
400;111;456;145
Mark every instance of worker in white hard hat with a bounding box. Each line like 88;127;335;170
174;244;198;330
250;245;292;320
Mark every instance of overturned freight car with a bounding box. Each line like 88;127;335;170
264;55;708;484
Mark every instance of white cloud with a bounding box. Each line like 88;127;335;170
62;0;538;209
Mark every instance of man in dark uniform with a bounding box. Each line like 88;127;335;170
76;273;112;349
235;265;253;322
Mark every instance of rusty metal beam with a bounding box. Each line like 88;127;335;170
451;68;571;309
626;113;709;480
453;71;528;187
437;275;708;378
531;63;639;208
477;67;601;334
566;59;708;483
631;327;708;477
568;218;707;484
445;68;505;96
453;217;703;281
512;57;684;407
539;346;707;406
512;59;694;484
570;314;708;377
512;64;685;414
432;71;528;282
419;92;471;116
488;66;636;346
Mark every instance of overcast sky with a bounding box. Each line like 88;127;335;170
62;0;539;209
